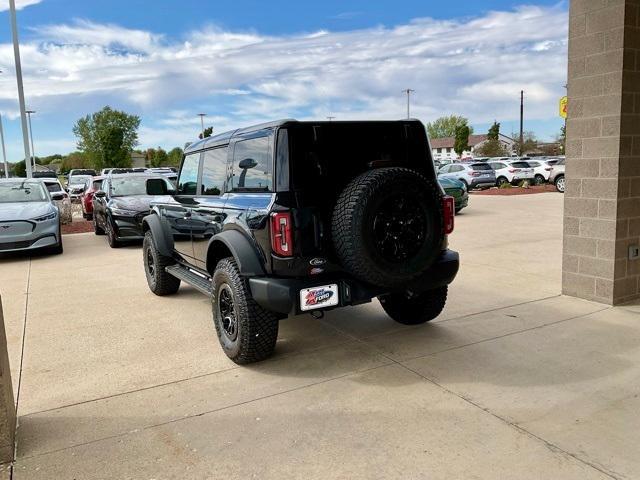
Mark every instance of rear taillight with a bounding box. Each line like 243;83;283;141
545;167;553;171
443;196;455;235
470;171;481;177
270;211;293;257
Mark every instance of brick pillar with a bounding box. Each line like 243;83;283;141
0;297;15;464
563;0;640;304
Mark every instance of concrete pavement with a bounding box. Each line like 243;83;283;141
0;193;638;479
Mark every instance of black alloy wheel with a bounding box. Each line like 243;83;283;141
216;284;238;342
371;193;427;263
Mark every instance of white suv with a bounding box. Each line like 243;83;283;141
488;160;535;186
524;159;558;185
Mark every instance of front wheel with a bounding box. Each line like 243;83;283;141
212;258;279;364
379;286;448;325
106;217;121;248
93;214;105;235
555;175;565;193
143;231;180;295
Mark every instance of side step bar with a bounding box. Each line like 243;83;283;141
165;264;212;295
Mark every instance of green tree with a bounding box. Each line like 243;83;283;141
60;151;92;174
167;147;184;166
475;139;507;157
426;115;474;139
488;121;500;141
12;160;26;177
454;125;470;156
151;147;168;167
72;106;140;169
198;126;213;139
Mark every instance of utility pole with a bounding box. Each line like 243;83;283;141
9;0;32;178
326;116;335;122
0;71;7;178
26;110;36;171
403;89;415;119
519;90;524;156
197;113;207;139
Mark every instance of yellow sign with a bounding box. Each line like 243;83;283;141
559;96;568;118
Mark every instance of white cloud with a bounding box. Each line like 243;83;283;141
0;4;568;154
0;0;42;12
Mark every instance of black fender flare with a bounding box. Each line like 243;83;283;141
142;213;174;257
207;230;265;276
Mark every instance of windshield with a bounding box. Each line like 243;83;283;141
109;177;172;197
69;175;91;186
0;181;48;203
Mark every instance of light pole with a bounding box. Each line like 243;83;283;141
26;110;36;170
403;89;415;119
519;90;524;156
327;116;335;122
9;0;33;178
0;70;7;178
197;113;207;139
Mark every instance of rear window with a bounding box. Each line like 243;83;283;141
511;162;530;168
92;180;103;190
471;163;493;171
44;182;62;192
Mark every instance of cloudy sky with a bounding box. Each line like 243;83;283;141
0;0;568;161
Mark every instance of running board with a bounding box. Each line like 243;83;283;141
165;264;212;295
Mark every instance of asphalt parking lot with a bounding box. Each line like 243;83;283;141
1;193;639;479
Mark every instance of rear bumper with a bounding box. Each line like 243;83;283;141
469;179;495;188
249;250;460;315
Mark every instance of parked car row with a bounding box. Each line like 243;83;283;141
436;157;566;192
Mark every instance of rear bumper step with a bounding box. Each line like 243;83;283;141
165;265;212;295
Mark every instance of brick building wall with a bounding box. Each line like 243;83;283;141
564;0;640;304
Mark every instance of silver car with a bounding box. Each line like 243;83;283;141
549;159;566;192
437;162;496;190
0;178;64;254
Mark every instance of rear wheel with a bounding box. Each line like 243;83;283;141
555;175;565;193
379;286;448;325
459;179;469;190
496;176;509;187
143;230;180;295
534;174;545;186
212;258;279;364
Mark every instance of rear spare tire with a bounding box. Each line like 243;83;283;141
332;167;442;289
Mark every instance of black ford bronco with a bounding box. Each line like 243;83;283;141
142;120;459;364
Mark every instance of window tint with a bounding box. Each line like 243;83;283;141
178;153;200;195
92;180;103;190
200;147;228;195
452;165;465;172
471;163;492;171
439;165;450;173
528;161;540;167
511;162;530;168
557;159;565;165
232;136;272;191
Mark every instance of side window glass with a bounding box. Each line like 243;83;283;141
231;135;272;191
178;153;200;195
200;147;228;195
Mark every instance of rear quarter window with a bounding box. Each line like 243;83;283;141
511;162;530;168
231;135;273;192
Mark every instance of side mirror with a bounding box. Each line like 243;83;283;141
94;190;106;198
50;192;65;201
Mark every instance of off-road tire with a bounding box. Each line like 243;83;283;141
143;231;180;296
332;167;442;289
379;286;448;325
212;257;279;364
555;175;565;193
93;215;105;235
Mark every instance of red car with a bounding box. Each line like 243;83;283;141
81;176;105;220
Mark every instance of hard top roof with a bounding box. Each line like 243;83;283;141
184;118;423;154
